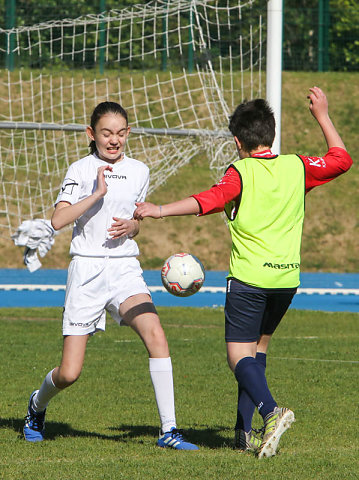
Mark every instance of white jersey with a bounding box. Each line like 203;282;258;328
55;153;149;257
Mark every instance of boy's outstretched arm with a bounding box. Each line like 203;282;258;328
308;86;346;151
134;197;200;220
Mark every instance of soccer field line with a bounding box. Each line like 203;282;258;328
1;284;359;295
271;356;359;364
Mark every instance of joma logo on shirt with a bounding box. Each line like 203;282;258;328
263;262;300;269
104;174;127;179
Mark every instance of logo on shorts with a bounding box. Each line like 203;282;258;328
263;262;300;269
69;317;101;328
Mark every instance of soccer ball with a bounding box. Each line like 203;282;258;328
161;253;205;297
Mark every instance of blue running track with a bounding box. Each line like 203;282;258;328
0;269;358;312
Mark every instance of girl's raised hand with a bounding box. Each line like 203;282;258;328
95;165;112;198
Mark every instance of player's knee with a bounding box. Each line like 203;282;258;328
226;353;236;372
144;323;169;356
154;327;168;349
146;321;166;344
55;368;82;388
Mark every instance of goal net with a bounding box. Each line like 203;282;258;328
0;0;265;239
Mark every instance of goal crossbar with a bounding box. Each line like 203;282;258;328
0;121;232;138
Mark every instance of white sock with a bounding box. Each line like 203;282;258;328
149;357;176;433
33;369;61;412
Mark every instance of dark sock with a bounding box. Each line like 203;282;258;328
234;356;276;421
235;352;267;432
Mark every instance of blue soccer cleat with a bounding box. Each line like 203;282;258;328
24;390;46;442
157;427;199;450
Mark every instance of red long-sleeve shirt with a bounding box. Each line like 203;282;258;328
192;147;353;215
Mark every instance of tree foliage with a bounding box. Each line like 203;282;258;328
330;0;359;70
1;0;358;71
283;0;358;71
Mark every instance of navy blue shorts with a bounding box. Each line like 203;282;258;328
225;278;297;343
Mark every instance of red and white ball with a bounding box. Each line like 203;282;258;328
161;253;205;297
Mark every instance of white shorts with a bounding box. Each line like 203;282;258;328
62;255;151;336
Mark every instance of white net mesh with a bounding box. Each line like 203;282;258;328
0;0;265;238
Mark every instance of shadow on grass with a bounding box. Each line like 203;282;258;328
1;417;230;448
0;417;140;442
110;424;231;449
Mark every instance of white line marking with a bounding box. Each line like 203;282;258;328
0;284;66;291
272;356;359;364
114;340;136;343
0;284;358;295
297;288;359;295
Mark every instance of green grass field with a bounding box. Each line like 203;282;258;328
0;306;358;479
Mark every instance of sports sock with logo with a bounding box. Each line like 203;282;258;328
234;356;276;420
235;352;267;432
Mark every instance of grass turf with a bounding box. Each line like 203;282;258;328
0;306;358;479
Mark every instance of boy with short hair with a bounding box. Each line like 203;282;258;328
134;87;353;457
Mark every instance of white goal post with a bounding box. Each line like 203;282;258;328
0;0;282;241
266;0;283;154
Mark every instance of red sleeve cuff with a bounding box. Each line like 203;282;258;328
192;191;225;215
302;147;353;192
